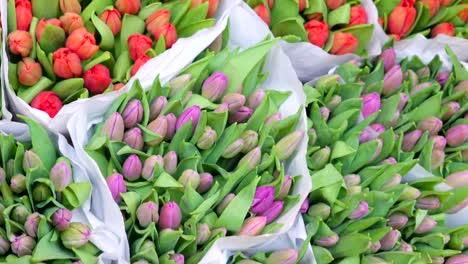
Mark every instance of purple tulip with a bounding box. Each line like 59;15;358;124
60;223;91;249
344;174;361;188
122;154;142;181
24;213;40;238
446;171;468;188
122;99;144;128
147;116;168;145
250;186;275;214
275;130;305;161
163;151;178;175
380;173;402;190
222;93;246;113
149;96;168;121
197;172;213;193
237;216;267;236
141;155;164;181
265;113;282;125
447;124;468;147
136;201;159;227
201;72;228;102
196;223;211;245
52;208;72;231
415;216;437;234
176;106;201;132
10;174;26;193
260;201;284;223
106;173;127;203
10;234;36;256
397;93;409;112
159;202;182;230
383;65;403;95
238;147;262;170
214;103;229;113
380;229;400;250
308;203;331;220
315;234;339;247
402;130;423;152
435;72;449;86
178;169;200;189
446;255;468;264
165;113;177;140
441;102;461;121
170;253;185;264
101;112;125;141
247;89;265;110
300;199;309;213
320;107;330;121
418;116;443;136
265;249;298;264
432;136;447;151
369;241;381;253
277;176;292;200
380;157;397;165
380;48;396;72
447;197;468;214
123;128;144;150
229;106;253;123
431;150;445;170
399;241;413;252
410;82;432;95
348;201;369;220
361;92;381;119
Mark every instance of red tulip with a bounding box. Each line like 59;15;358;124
8;30;33;57
254;5;270;26
267;0;274;8
128;34;153;61
388;5;416;37
347;5;367;27
15;0;32;31
190;0;220;17
99;9;122;36
439;0;451;6
304;20;329;48
154;23;178;49
66;27;99;60
431;22;455;38
330;32;358;55
52;48;82;78
59;0;81;14
30;91;63;118
420;0;440;19
131;55;151;76
325;0;345;10
36;18;62;42
457;8;468;23
399;0;416;6
115;0;141;15
59;13;84;34
299;0;307;12
146;9;170;38
83;64;112;95
18;58;42;86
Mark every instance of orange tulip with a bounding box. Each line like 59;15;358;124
388;5;417;37
330;32;358;55
66;27;99;60
304;20;329;48
431;22;455;38
99;9;122;36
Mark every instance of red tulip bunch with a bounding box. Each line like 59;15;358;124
6;0;220;117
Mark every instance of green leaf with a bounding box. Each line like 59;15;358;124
32;0;59;19
120;14;146;53
328;4;351;28
32;231;75;262
51;78;84;100
178;19;215;38
62;182;92;209
330;233;371;258
271;18;308;41
38;24;65;54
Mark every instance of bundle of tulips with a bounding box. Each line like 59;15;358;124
0;117;99;263
5;0;219;117
228;248;299;264
245;0;375;55
298;46;468;263
83;38;306;264
375;0;468;41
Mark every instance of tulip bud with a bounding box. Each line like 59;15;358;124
60;0;81;13
274;131;304;161
17;57;42;86
247;90;265;110
159;202;182;230
195;173;213;193
178;169;200;189
276;176;292;200
265;249;298;264
106;173;126;203
229;106;253;123
169;253;184;264
399;186;422;202
65;27;99;60
52;48;82;78
361;92;381;118
430;136;446;152
163;151;178;175
415;216;437;234
441;102;460;121
436;72;449;86
215;193;236;215
254;5;270;25
115;0;141;14
146;9;170;38
265;113;282;126
122;154;142;181
402;130;423;152
367;241;381;254
431;22;455;38
431;150;445;170
10;174;26;193
454;80;468;95
8;30;33;57
52;208;72;231
10;234;36;256
251;186;275;214
23;150;43;171
49;159;72;192
99;9;122;36
300;198;309;214
15;0;32;31
347;5;367;27
319;107;330;121
176;106;201;132
446;170;468;188
149;96;168;121
141;155;163;181
344;174;361;188
260;201;284;224
35;18;62;42
196;127;217;150
308;128;317;146
222;93;246;113
309;146;331;170
388;212;408;229
83;64;113;95
0;231;9;255
165;113;176;140
127;34;153;61
123;128;144;151
24;213;41;238
201;72;228;102
32;183;53;203
382;65;403;95
146;116;168;146
447;197;468;214
380;229;400;250
417;116;442;136
238;147;262;170
410;82;432;96
446;255;468;264
304;20;329;48
101;112;125;141
330;32;358;55
12;206;29;224
121;99;144;129
131;55;152;76
447;125;468;147
388;5;416;37
326;95;341;112
325;0;345;9
153;23;178;49
380;173;402;190
61;223;91;249
316;234;339;247
238;216;267;236
222;139;244;158
399;241;413;252
308;203;331;220
348;201;369;220
380;48;396;72
136;202;159;227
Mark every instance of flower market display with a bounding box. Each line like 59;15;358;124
0;0;467;263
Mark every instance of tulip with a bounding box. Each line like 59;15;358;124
380;48;396;72
15;0;32;31
417;195;440;210
238;147;262;170
247;89;265;110
254;5;270;25
163;151;178;175
197;127;217;150
238;216;267;236
344;174;361;188
121;99;144;128
222;93;246;113
260;201;284;223
431;22;455;38
381;173;402;190
146;9;170;38
415;216;437;234
10;234;36;256
52;48;82;78
141;155;163;181
35;18;62;42
202;72;228;101
178;169;200;189
265;113;282;126
168;74;192;97
397;93;409;112
106;173;127;203
458;8;468;23
420;0;440;19
316;234;339;247
168;253;184;264
325;0;345;9
149;96;168;121
251;186;275;214
276;176;292;200
58;13;83;34
32;183;53;202
274;131;304;161
11;206;29;225
123;128;144;150
431;150;445;170
436;72;449;86
308;203;331;220
441;102;460;121
229;106;253;123
361;92;381;118
0;231;9;255
128;34;153;61
17;57;42;86
61;223;91;249
197;223;211;245
380;230;400;250
24;213;41;238
10;174;26;193
66;27;99;60
101;112;125;141
447;125;468;147
50;158;72;192
388;5;416;37
309;146;331;170
402;129;423;152
123;154;142;181
304;20;329;48
417;116;442;136
159;202;182;230
165;113;176;140
416;67;430;81
176;106;201;132
347;5;367;27
382;65;403;95
368;241;381;253
8;30;33;57
308;128;317;146
348;201;369;219
447;197;468;214
23;150;42;171
99;8;122;36
330;32;358;55
454;80;468;95
216;193;236;215
147;116;168;145
84;64;113;95
197;172;213;193
153;23;178;49
136;201;159;227
446;255;468;264
431;257;445;264
300;198;309;214
116;0;141;14
265;249;298;264
52;208;72;231
59;0;81;13
320;107;330;121
446;170;468;188
398;186;421;201
399;241;413;252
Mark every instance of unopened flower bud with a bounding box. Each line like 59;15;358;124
415;216;437;234
265;113;282;126
23;150;43;171
149;96;168;121
398;186;421;201
197;127;217;150
50;158;72;192
214;103;229;113
52;208;72;231
237;216;267;236
326;95;341;111
300;199;309;213
446;170;468;188
399;241;413;252
309;146;331;170
348;201;369;220
61;222;91;249
122;99;144;129
216;193;235;215
202;72;228;102
24;213;41;238
147;116;168;145
106;173;126;203
229;106;253;123
380;173;402;190
397;93;409;112
308;203;331;220
123;154;142;181
275;131;304;161
316;234;339;247
431;150;445;170
222;93;246;113
10;234;36;256
101;112;125;141
136;201;159;227
441;102;461;121
32;183;53;203
178;169;200;189
222;139;244;158
277;176;292;200
265;248;298;264
380;48;396;72
123;128;144;150
308;129;317;145
251;186;275;214
417;67;431;81
12;206;29;225
402;130;423;152
383;65;403;95
260;201;284;224
197;173;213;193
344;174;361;188
388;213;408;230
361;92;381;118
8;30;33;57
247;90;265;110
17;57;42;86
446;255;468;264
10;174;26;193
447;197;468;214
369;241;381;253
238;147;261;170
320;107;330;121
418;116;442;136
447;124;468;147
159;202;182;230
380;229;400;250
163;151;178;175
141;155;163;181
176;106;201;132
196;223;211;245
436;72;449;86
0;232;9;255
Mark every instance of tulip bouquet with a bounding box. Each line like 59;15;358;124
228;248;299;264
246;0;375;56
3;0;220;118
375;0;468;41
81;36;307;264
296;46;468;263
0;117;101;263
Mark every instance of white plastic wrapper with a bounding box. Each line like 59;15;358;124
0;0;239;135
0;120;124;263
279;0;385;82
